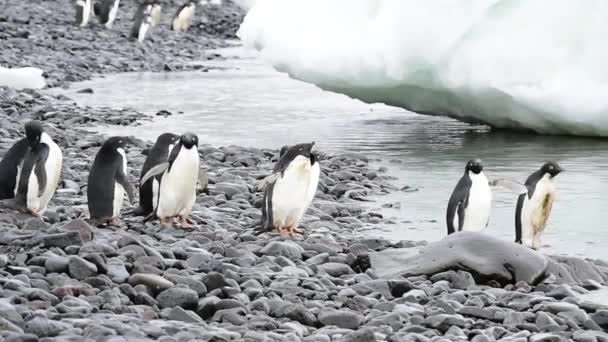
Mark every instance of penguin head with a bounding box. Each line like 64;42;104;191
465;159;483;174
541;161;563;178
24;120;44;147
181;133;199;149
158;132;180;146
103;136;129;152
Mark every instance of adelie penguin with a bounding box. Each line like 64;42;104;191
87;136;135;226
0;121;63;217
74;0;94;27
139;133;200;229
491;161;563;250
172;0;197;32
446;159;492;235
130;0;158;43
94;0;121;28
256;142;320;239
130;133;179;217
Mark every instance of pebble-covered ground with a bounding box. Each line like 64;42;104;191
1;1;608;342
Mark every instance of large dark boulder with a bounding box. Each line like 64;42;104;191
370;232;608;286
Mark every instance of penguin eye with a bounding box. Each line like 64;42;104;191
549;165;554;170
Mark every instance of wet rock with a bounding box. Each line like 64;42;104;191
156;287;198;310
40;231;82;249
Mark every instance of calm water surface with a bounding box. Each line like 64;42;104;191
53;47;608;260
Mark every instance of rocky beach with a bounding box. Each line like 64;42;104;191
1;1;608;341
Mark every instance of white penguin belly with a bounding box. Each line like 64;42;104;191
272;157;313;229
138;21;150;43
113;182;124;217
521;175;555;248
81;0;92;26
28;135;62;215
157;147;199;219
461;171;492;231
106;0;120;28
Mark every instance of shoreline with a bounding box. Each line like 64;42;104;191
1;1;608;341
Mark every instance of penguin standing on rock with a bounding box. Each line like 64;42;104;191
139;133;200;229
94;0;121;28
172;1;197;32
149;0;163;27
131;133;179;217
0;124;34;199
74;0;94;27
9;121;63;217
256;142;320;239
87;136;135;226
130;1;154;43
446;159;492;235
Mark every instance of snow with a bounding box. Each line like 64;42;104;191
238;0;608;136
0;66;46;90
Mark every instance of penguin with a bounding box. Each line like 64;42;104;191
130;1;154;43
139;133;199;229
446;159;492;235
256;142;320;239
514;161;563;250
150;1;162;27
87;136;135;226
131;133;179;216
94;0;121;28
172;1;196;32
74;0;93;27
11;121;63;217
0;125;34;199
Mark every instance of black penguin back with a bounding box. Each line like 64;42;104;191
0;138;29;199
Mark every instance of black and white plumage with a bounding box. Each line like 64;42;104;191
139;133;199;229
94;0;121;28
513;162;563;250
87;136;134;226
131;132;179;217
74;0;94;27
149;1;162;27
8;121;63;217
446;159;492;235
256;142;320;239
130;1;155;43
172;1;196;32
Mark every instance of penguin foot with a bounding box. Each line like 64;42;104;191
179;216;195;230
279;227;291;240
110;217;123;226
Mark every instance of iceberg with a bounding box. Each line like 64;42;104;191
0;66;46;90
238;0;608;136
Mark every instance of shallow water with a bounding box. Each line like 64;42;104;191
54;47;608;260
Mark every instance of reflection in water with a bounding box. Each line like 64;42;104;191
52;47;608;260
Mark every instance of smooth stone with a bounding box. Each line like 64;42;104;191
202;272;228;292
317;263;354;277
128;274;174;295
68;256;97;280
318;310;363;330
44;256;69;273
259;241;303;259
167;307;203;323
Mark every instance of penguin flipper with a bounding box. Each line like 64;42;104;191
140;162;169;186
34;145;49;197
490;178;528;195
256;173;280;192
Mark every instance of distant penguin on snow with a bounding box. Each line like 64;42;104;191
139;133;200;229
446;159;492;235
87;136;135;226
130;1;154;43
256;142;320;239
74;0;94;27
172;1;196;32
131;132;179;216
94;0;121;28
4;121;63;217
514;162;563;250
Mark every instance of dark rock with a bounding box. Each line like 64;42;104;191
68;256;97;280
128;273;174;295
157;287;198;310
202;272;228;292
259;241;303;259
40;231;82;249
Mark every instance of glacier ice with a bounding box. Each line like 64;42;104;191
0;66;46;90
238;0;608;136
